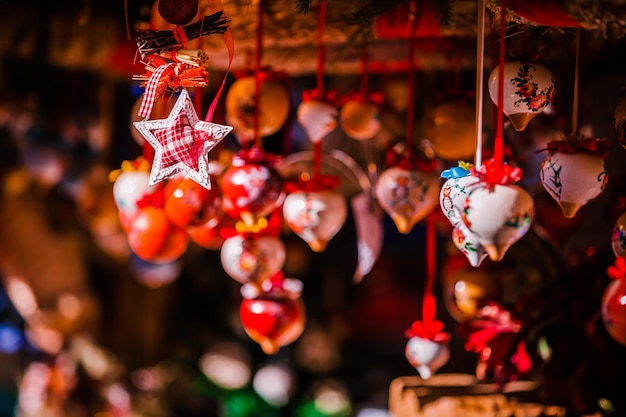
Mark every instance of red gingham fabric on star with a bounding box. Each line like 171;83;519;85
153;113;210;171
138;63;174;119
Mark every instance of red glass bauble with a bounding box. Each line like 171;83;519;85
126;206;188;263
163;177;223;228
186;214;237;250
601;278;626;346
240;291;305;355
221;163;284;226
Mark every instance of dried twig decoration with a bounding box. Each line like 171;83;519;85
135;11;230;59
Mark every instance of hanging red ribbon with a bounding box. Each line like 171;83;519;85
253;0;265;149
406;0;418;152
493;0;507;166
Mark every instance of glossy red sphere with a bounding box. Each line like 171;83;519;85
163;177;223;228
240;295;305;354
602;278;626;346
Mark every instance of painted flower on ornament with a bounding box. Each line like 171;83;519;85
512;64;554;112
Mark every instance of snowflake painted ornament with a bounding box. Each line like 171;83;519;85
240;276;306;355
539;134;610;218
488;61;555;131
133;89;233;189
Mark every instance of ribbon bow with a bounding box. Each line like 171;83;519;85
231;147;281;168
385;142;439;173
607;256;626;280
405;320;450;342
539;134;611;159
471;158;523;186
108;157;151;182
441;161;473;180
342;90;384;106
301;88;346;107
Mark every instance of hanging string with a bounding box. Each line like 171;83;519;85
360;41;369;95
406;0;418;153
313;0;327;178
474;0;486;167
572;29;581;134
316;0;327;94
253;0;265;149
422;212;437;325
493;0;507;166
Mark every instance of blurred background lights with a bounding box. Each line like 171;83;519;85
199;342;251;390
129;256;183;288
252;363;294;407
313;381;351;416
355;409;390;417
0;323;22;354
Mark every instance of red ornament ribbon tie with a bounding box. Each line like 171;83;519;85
301;88;346;107
538;136;611;159
405;320;450;342
342;90;384;106
284;174;340;194
384;142;439;173
230;146;281;168
471;158;523;187
608;257;626;281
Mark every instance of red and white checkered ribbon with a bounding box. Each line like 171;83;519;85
137;63;174;119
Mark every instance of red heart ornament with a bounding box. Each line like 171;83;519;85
239;281;306;355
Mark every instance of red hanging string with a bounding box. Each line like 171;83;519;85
360;41;369;95
493;0;507;166
316;0;327;93
313;0;327;179
422;212;437;325
204;0;234;123
253;0;265;149
406;0;418;153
